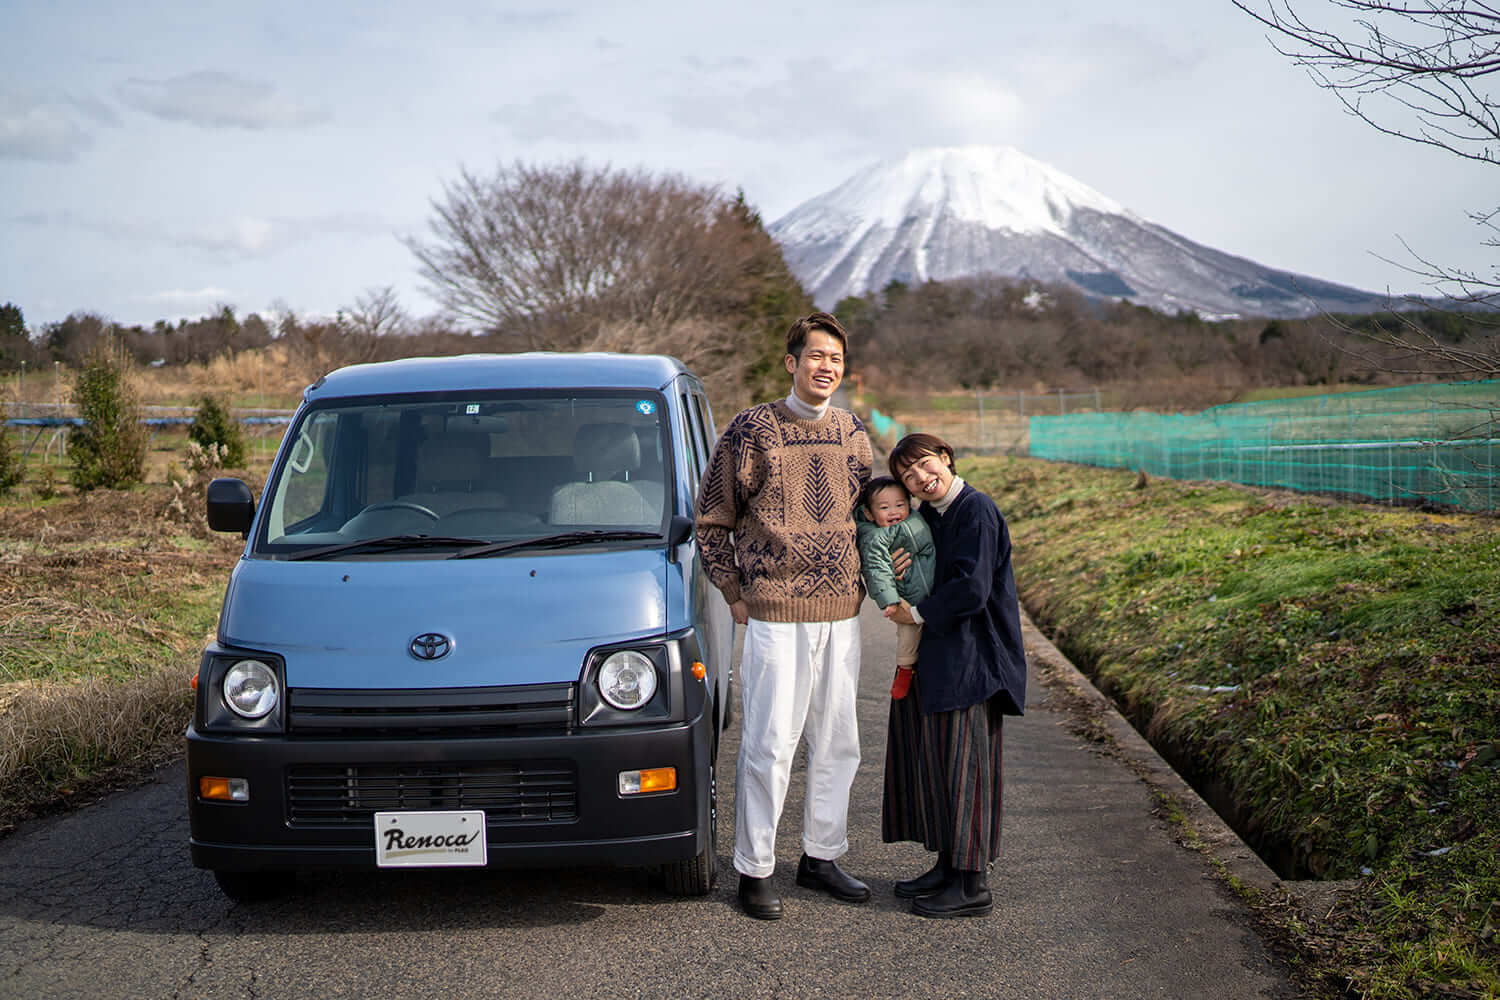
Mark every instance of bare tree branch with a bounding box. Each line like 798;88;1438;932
1233;1;1500;164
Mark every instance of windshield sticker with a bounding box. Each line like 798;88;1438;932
636;400;656;415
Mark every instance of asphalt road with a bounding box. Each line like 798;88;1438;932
0;602;1299;1000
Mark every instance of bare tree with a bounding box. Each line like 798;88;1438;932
335;285;408;364
1236;0;1500;377
343;285;407;339
405;161;783;349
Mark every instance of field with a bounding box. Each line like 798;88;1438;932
966;455;1499;1000
0;356;290;828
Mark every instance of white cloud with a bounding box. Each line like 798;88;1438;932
10;209;394;258
664;59;1028;152
491;93;638;142
134;286;235;305
922;73;1028;138
115;71;330;130
0;91;107;162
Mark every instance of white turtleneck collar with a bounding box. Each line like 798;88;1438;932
930;475;966;514
784;392;830;421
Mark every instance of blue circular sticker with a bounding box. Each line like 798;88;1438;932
636;400;656;415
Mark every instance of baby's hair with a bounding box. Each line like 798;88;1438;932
859;476;909;512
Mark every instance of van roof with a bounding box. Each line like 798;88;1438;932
306;353;694;400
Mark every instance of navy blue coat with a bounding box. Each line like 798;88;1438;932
913;484;1027;716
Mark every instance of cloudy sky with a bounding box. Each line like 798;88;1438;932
3;0;1491;330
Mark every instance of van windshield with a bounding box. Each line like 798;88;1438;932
255;390;671;557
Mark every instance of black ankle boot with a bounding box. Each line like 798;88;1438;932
912;868;993;918
894;852;953;899
795;854;871;903
738;874;784;920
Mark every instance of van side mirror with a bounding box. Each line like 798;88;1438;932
207;477;255;538
667;514;694;547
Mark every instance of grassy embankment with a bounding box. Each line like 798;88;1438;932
962;455;1497;1000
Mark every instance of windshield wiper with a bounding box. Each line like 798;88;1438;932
449;529;662;559
285;534;493;561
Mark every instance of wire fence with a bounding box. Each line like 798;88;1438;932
2;402;293;464
860;387;1102;454
1029;380;1500;513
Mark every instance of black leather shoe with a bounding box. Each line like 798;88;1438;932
738;874;784;920
912;870;993;918
795;854;871;903
894;852;953;899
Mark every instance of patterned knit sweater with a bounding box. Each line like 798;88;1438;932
694;400;873;623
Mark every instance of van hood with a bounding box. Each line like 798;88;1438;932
218;548;669;689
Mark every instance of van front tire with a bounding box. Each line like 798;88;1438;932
661;755;717;896
212;869;295;903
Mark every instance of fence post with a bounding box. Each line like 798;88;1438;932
1058;388;1066;416
976;388;985;452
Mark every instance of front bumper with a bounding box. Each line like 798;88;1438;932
186;709;714;872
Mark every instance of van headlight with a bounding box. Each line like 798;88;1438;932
597;650;658;710
223;659;279;719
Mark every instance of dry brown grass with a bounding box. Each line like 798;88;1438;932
0;468;253;831
132;343;315;409
0;667;193;829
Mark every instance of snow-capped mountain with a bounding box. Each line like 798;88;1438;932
769;146;1395;319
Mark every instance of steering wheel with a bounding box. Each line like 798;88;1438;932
359;501;439;520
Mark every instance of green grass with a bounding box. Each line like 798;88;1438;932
1232;383;1400;403
0;573;224;686
968;456;1499;1000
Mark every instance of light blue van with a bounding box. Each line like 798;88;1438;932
187;353;732;901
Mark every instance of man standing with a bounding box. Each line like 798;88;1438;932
695;311;873;920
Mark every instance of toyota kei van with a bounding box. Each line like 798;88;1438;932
187;353;732;901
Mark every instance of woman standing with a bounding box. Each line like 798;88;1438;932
881;433;1027;918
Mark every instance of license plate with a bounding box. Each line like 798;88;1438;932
374;810;487;868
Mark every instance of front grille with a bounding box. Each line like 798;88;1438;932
286;762;577;826
287;683;575;738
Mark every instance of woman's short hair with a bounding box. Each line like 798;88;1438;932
888;433;955;480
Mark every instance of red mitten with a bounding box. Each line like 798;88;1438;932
891;666;914;700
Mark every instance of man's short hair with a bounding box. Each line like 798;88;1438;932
786;311;849;359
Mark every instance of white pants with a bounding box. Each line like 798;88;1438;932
733;616;862;878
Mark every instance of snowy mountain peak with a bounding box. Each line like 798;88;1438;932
776;145;1129;244
770;145;1392;319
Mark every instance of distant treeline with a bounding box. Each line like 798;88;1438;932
833;276;1497;408
0;302;473;372
3;272;1493;412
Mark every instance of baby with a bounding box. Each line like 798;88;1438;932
855;476;937;699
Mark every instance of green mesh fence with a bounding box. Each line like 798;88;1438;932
1029;380;1500;513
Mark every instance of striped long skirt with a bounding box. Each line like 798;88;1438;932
881;673;1005;872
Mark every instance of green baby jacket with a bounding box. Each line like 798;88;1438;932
855;506;937;609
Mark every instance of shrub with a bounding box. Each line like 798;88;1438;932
68;342;147;491
35;465;58;500
188;394;246;467
0;425;22;495
162;440;223;523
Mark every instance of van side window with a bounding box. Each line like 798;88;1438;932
690;393;715;461
680;392;702;494
278;411;339;530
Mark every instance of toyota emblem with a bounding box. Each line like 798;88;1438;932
410;633;453;660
